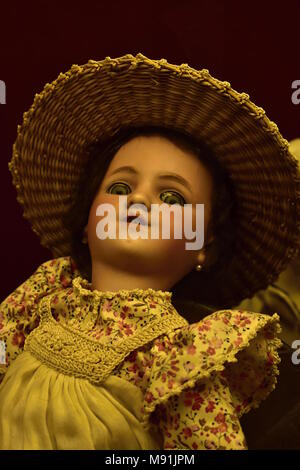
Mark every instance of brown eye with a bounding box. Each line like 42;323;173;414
107;182;131;195
160;191;186;206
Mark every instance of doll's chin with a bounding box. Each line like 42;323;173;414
94;236;182;261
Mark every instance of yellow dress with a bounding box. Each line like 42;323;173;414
0;257;282;450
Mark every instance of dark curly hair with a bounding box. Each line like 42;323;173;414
63;125;238;319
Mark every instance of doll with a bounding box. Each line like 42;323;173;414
0;53;299;450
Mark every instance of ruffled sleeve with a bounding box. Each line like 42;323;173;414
140;309;282;450
0;256;79;384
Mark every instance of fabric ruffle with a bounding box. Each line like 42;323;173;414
72;276;173;302
141;309;282;429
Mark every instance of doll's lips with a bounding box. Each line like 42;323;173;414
126;215;148;226
120;215;149;226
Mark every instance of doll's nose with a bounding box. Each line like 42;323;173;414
127;191;152;213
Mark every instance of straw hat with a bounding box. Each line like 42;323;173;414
8;53;300;307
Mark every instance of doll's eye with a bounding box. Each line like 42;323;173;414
106;182;131;195
160;191;186;206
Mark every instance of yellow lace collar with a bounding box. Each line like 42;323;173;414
72;276;173;302
25;276;189;385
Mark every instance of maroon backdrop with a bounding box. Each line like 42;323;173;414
0;0;299;300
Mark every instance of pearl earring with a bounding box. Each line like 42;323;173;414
195;264;203;272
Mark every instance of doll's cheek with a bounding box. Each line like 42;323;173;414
156;237;193;258
87;195;119;237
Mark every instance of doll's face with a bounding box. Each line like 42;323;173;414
85;135;214;289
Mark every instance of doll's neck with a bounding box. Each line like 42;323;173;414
91;260;174;293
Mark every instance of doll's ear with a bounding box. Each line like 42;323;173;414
196;248;206;267
201;235;218;270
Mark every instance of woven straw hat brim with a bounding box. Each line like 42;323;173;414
8;53;300;307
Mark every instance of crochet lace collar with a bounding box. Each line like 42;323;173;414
72;276;173;302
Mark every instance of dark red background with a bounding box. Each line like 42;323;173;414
0;0;299;300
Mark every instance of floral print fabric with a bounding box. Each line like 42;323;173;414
142;310;281;449
0;256;282;450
